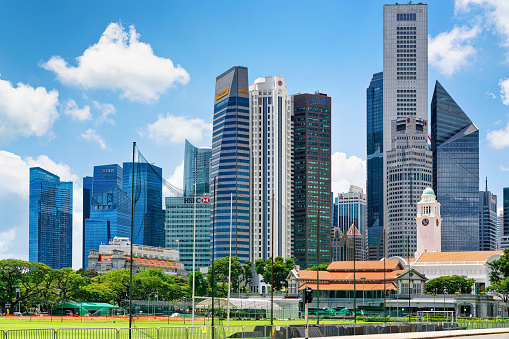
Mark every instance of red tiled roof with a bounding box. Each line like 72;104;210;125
327;259;402;272
414;251;503;263
296;270;400;281
298;282;397;291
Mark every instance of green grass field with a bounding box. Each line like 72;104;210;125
0;317;356;330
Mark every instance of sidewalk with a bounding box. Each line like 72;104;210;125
296;327;509;339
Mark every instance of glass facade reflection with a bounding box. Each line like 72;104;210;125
123;162;164;248
29;167;73;269
479;183;497;251
211;66;250;263
366;72;384;259
184;139;212;196
431;81;479;252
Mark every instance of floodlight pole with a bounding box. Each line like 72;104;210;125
353;224;356;325
317;215;320;324
211;177;216;336
271;193;275;326
407;235;411;323
227;193;233;327
192;183;197;327
383;228;386;323
129;141;135;339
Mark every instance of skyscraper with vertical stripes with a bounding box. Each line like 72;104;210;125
211;66;250;263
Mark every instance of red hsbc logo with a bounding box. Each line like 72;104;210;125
201;198;210;203
184;197;210;204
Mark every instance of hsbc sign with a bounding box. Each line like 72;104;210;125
102;169;115;173
184;197;210;204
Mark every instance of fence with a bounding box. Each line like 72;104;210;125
3;322;509;338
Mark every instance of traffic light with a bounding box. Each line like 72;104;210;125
304;287;313;304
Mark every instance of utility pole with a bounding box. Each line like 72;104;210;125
407;235;411;323
271;193;274;326
129;141;135;339
317;215;320;324
211;177;216;337
353;222;356;325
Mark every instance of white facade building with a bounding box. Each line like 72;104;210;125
416;186;442;257
249;76;293;261
383;4;429;258
98;237;180;261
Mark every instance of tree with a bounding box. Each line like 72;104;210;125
425;275;475;294
240;261;253;292
304;264;329;271
487;248;509;302
188;271;208;296
207;256;243;293
254;256;295;292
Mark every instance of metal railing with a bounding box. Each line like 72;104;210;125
4;322;509;338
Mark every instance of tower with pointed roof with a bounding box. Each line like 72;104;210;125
416;186;442;257
431;81;479;252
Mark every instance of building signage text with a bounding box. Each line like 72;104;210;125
216;88;229;100
184;197;210;204
310;97;327;105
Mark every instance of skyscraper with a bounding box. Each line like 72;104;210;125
431;81;480;252
386;117;432;257
82;165;130;268
331;185;367;260
29;167;73;269
383;3;428;258
123;162;164;248
183;139;212;196
504;187;509;237
366;71;384;260
293;92;332;269
249;76;293;261
211;66;250;262
479;179;498;251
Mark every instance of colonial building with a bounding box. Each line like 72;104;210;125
286;260;427;310
86;237;187;278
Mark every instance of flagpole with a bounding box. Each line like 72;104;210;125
192;183;197;327
129;142;135;339
227;193;232;327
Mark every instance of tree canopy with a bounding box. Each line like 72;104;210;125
487;248;509;302
255;256;295;292
425;275;475;294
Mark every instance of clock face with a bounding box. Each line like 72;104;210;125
436;219;440;227
422;218;429;226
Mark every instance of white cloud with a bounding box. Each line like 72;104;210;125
80;128;108;150
429;25;480;76
0;228;16;254
0;77;59;143
143;114;212;145
63;99;91;121
331;152;366;195
42;22;190;103
162;161;184;207
499;78;509;105
487;121;509;148
93;101;116;125
485;90;497;99
500;164;509;171
0;151;82;268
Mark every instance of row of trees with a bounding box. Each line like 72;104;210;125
0;255;297;311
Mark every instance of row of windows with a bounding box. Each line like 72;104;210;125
397;13;417;21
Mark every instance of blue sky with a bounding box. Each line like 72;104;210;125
0;0;508;268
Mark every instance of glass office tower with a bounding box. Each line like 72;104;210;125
293;92;332;269
165;195;212;271
29;167;73;269
123;162;164;248
184;139;212;196
211;66;250;263
504;187;509;236
366;71;384;260
431;81;480;251
479;179;498;251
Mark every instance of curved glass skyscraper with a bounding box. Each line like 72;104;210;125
431;81;480;252
183;139;211;196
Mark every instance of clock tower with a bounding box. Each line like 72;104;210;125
416;186;442;257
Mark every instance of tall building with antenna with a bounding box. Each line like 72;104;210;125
479;178;497;251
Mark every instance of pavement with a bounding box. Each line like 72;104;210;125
296;327;509;339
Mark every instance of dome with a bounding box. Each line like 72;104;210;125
422;186;435;196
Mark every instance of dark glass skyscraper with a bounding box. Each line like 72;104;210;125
29;167;73;269
479;179;497;251
366;72;384;260
82;164;130;268
184;139;212;196
123;162;164;248
211;66;250;263
431;81;480;252
293;92;331;269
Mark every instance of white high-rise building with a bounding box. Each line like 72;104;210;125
383;4;428;257
249;76;293;263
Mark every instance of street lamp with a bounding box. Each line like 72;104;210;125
15;287;20;314
360;277;366;307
